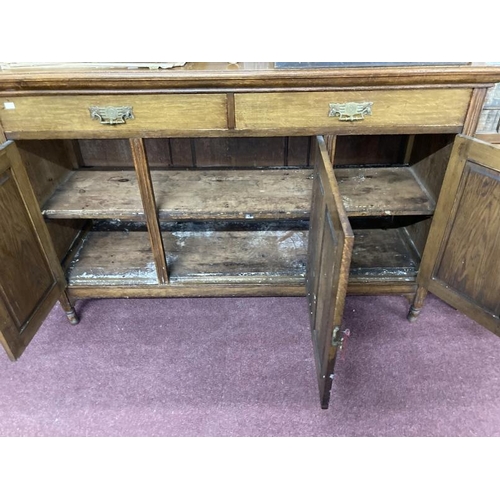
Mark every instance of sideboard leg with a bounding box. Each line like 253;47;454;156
407;286;428;323
59;291;80;325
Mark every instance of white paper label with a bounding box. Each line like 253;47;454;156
3;102;15;110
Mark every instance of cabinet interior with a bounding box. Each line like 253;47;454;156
17;133;455;296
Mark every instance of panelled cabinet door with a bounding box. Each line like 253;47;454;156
307;136;354;409
417;135;500;336
0;141;65;360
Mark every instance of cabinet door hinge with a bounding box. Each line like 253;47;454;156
331;326;351;350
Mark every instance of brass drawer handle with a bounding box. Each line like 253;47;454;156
89;106;134;125
328;102;373;122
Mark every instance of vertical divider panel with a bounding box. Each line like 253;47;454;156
130;138;169;284
226;93;236;130
324;135;336;165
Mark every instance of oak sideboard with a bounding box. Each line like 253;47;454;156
1;62;499;409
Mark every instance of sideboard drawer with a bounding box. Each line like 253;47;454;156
235;89;472;133
0;94;228;139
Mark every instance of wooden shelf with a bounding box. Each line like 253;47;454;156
350;227;421;281
67;227;308;287
164;227;307;284
43;169;313;221
43;166;435;221
336;167;435;216
67;223;421;288
44;170;145;220
67;231;157;286
153;169;312;220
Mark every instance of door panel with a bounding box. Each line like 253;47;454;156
415;136;500;335
307;136;354;409
0;141;65;360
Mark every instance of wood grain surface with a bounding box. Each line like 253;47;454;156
0;141;64;360
307;136;354;409
235;89;472;132
0;94;228;138
1;63;499;92
414;136;500;335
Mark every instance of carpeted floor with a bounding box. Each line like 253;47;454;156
0;294;498;436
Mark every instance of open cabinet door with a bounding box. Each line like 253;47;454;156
409;136;500;336
0;141;66;360
307;136;354;409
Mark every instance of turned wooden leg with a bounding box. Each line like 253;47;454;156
407;286;428;323
59;291;79;325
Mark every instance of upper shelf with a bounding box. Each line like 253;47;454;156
42;166;435;221
43;169;312;221
336;167;435;216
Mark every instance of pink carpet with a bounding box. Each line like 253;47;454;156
0;294;499;436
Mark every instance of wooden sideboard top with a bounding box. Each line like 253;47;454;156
1;63;500;92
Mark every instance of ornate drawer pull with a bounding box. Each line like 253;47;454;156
328;102;373;122
89;106;134;125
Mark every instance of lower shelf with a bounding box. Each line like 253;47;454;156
66;223;421;292
164;228;307;284
67;225;308;287
67;231;158;286
350;227;420;282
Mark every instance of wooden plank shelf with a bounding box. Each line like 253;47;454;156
43;166;435;221
164;228;307;284
336;167;435;216
43;168;313;221
66;231;157;286
43;170;146;220
66;224;421;288
153;169;312;221
350;227;421;281
67;227;308;287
